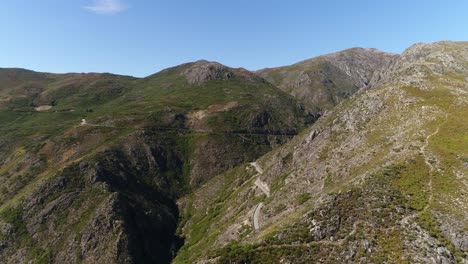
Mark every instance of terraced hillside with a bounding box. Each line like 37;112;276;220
176;42;468;263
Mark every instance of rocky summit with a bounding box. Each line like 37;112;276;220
0;41;467;264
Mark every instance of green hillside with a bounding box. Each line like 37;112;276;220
0;61;313;263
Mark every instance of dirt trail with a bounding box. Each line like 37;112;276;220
401;118;445;225
79;119;115;128
421;125;441;210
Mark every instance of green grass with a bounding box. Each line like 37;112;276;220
270;173;289;194
370;229;406;263
0;206;28;240
392;158;430;211
296;193;311;205
29;248;53;264
402;82;468;218
216;241;322;264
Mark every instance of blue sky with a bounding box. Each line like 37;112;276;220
1;0;467;77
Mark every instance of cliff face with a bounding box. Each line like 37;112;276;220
0;128;187;263
176;42;468;263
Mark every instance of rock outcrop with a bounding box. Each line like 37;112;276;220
181;60;234;85
180;60;262;85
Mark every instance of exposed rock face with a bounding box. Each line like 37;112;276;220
181;60;234;85
370;41;468;88
257;48;396;112
0;130;186;264
319;48;395;87
180;60;264;85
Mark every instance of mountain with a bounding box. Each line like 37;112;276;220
0;61;314;263
0;41;467;264
257;48;395;113
175;41;468;263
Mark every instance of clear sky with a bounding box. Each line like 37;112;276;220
1;0;467;77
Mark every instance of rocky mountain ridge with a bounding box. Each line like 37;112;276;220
175;41;468;263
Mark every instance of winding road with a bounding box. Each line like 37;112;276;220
253;203;264;231
250;162;269;230
250;162;264;174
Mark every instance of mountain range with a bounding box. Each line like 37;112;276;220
0;41;466;263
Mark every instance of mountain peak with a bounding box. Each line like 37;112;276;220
179;60;262;85
180;60;233;85
257;47;395;112
369;41;468;88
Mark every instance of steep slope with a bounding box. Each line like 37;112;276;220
257;48;396;113
113;60;315;185
176;41;468;263
0;61;313;263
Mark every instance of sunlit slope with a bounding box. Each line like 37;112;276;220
176;41;468;263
